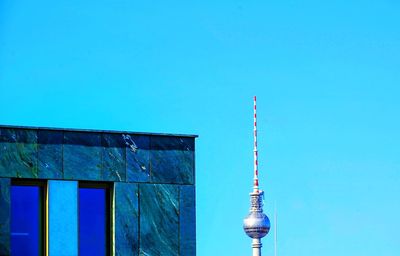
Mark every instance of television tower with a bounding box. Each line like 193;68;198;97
243;96;271;256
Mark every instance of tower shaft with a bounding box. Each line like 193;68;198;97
252;238;262;256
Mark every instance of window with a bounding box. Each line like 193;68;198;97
79;183;110;256
11;180;46;256
10;180;111;255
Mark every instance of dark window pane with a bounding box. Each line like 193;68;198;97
79;187;108;256
11;185;42;256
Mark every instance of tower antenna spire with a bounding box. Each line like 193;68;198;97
244;96;271;256
253;96;259;193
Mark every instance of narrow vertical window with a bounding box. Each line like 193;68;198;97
79;183;110;256
11;182;45;256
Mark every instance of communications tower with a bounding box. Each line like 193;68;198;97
243;96;271;256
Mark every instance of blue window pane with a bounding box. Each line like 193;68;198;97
79;188;108;256
11;185;42;256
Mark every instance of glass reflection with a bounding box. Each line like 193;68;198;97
79;187;108;256
11;185;42;256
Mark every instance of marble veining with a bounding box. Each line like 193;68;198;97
63;132;102;180
125;135;150;183
150;136;194;184
102;134;126;181
180;185;196;255
115;182;139;256
139;184;179;256
38;130;63;179
0;178;10;256
0;128;38;178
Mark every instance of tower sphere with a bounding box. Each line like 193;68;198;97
243;210;270;239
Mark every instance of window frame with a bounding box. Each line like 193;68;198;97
11;179;47;256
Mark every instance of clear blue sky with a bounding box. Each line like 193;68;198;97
1;0;399;255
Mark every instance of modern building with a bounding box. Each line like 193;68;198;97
0;125;197;256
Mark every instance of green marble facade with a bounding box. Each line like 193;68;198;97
0;178;10;256
140;184;179;256
0;125;196;256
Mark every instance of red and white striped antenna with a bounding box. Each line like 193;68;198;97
253;96;259;193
